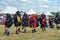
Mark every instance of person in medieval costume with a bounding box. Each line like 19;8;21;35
29;14;37;33
40;14;46;31
4;13;12;36
13;11;22;34
22;13;29;33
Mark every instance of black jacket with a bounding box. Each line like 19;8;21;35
22;15;29;22
5;14;12;26
13;14;18;23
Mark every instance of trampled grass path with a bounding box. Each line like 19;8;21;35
0;25;60;40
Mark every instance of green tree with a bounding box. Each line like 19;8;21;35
50;12;57;16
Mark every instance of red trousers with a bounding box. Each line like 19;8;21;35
28;21;36;28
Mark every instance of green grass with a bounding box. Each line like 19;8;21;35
0;25;60;40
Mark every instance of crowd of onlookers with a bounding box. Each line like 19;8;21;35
0;11;60;36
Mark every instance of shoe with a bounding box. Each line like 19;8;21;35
4;30;7;34
32;30;34;33
18;28;21;32
18;29;21;32
22;27;24;30
18;30;21;32
6;32;9;36
16;31;19;34
23;30;26;33
57;26;60;29
34;29;37;32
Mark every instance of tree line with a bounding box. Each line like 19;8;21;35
51;11;60;16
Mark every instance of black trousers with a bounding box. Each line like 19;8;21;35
49;22;53;28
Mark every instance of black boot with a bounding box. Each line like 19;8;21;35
32;30;34;33
23;29;26;33
18;28;21;32
16;31;19;34
34;29;37;32
22;26;24;30
22;27;24;30
4;30;7;34
57;26;60;29
44;28;46;31
6;32;9;36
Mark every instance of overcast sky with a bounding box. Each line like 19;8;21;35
0;0;60;13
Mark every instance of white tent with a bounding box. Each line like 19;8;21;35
27;9;36;14
0;6;18;14
46;12;53;15
42;12;53;16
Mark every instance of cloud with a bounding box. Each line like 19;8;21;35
42;0;48;2
39;0;49;2
0;1;12;6
1;6;18;14
21;0;27;2
51;6;60;11
0;0;60;13
8;0;16;2
40;5;48;8
0;1;7;5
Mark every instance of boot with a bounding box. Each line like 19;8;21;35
6;32;9;36
23;29;26;33
18;28;21;32
22;27;24;30
34;29;37;32
4;30;7;34
57;26;60;29
44;28;46;31
32;30;34;33
16;31;19;34
22;26;24;30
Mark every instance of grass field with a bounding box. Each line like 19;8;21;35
0;25;60;40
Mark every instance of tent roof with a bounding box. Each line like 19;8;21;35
46;12;52;15
27;9;36;14
0;6;18;14
42;12;53;16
